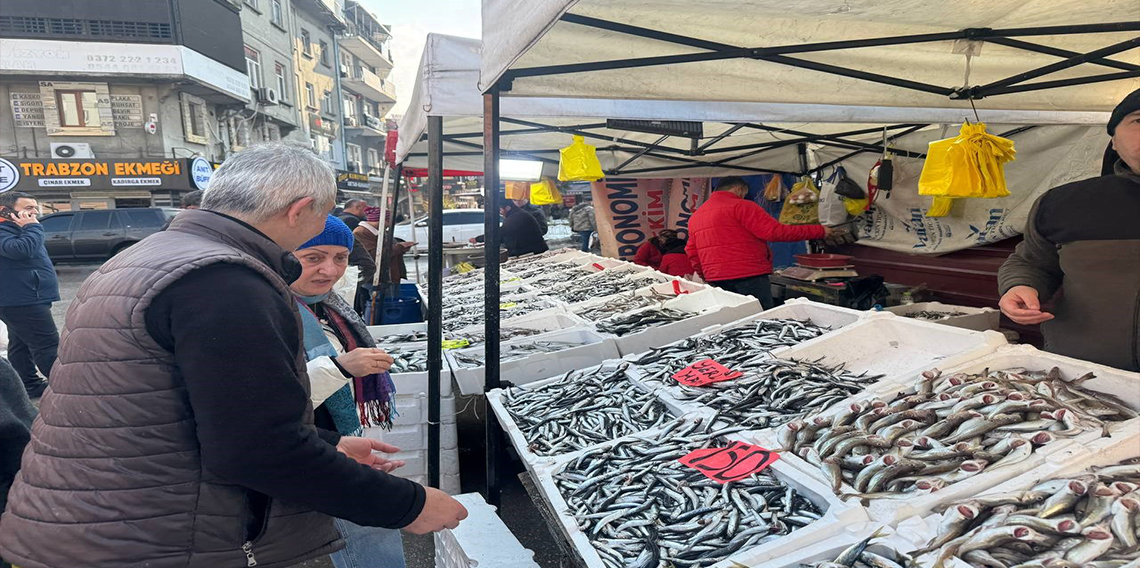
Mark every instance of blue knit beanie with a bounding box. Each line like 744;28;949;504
300;214;354;250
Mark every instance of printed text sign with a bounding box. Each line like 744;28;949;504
679;441;779;483
672;359;742;386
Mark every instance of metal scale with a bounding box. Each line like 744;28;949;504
778;254;859;282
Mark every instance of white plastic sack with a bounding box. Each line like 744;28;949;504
334;266;360;306
817;170;849;227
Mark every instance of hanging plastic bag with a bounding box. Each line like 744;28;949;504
529;178;562;205
918;122;1016;217
558;135;605;181
762;175;784;201
778;177;820;225
504;180;530;201
817;169;848;226
843;196;869;216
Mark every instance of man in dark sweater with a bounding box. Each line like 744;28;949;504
998;88;1140;371
339;199;368;230
1;144;466;568
473;200;549;257
0;357;34;568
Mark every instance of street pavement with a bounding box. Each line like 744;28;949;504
49;263;567;568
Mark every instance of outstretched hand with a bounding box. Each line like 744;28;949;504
336;436;405;473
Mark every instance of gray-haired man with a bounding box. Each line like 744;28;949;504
1;143;466;568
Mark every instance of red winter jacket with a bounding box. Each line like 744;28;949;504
685;191;826;282
659;252;695;277
632;240;664;268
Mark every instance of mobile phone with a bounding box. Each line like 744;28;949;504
0;207;15;221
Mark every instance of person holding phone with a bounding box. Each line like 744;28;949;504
0;191;59;398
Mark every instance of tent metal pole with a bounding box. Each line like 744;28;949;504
968;36;1140;96
611;134;670;173
610;162;799;177
372;163;404;324
500;117;693;155
697;123;746;152
433;136;561;164
426;116;443;490
699;124;922;155
811;124;929;173
985;37;1140;73
482;88;503;509
978;70;1140;97
441;123;612;139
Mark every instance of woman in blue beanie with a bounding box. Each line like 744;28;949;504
292;214;407;568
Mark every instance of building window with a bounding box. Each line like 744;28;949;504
367;148;380;174
311;133;332;160
319;40;330;67
343;95;356;125
243;0;259;10
270;0;283;26
56;89;100;127
347;144;363;173
321;90;333;115
245;45;262;90
301;29;312;57
274;63;288;101
305;83;316;109
179;92;209;145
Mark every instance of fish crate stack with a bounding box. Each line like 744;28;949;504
366;323;461;493
750;343;1140;526
883;301;1001;331
447;326;620;395
434;493;540;568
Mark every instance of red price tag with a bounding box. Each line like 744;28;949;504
672;359;742;386
679;441;780;483
672;280;689;295
592;262;605;271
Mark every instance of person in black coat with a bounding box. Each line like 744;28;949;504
0;356;35;527
473;201;549;257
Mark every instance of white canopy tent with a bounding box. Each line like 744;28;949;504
479;0;1138;120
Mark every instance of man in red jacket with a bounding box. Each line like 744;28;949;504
686;176;835;309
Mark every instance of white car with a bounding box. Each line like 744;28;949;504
393;209;492;251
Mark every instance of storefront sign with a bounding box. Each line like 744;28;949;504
190;157;213;190
0;158;20;193
11;91;144;129
6;158;195;192
337;171;370;190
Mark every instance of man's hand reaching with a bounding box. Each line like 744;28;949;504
336;437;405;473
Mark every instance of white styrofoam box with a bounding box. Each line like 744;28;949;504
387;445;461;478
578;257;641;273
449;327;621;395
386;341;454;398
486;360;682;476
750;344;1138;525
390;391;459;426
529;426;868;568
404;472;461;495
366;322;426;342
452;307;587;339
748;297;866;331
883;301;1001;331
773;315;1008;393
608;286;764;356
436;493;541;568
364;419;458;454
748;523;917;568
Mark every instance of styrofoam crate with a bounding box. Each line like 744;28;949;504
438;493;541;568
387;340;454;398
387;445;461;478
771;315;1008;391
364;412;458;452
748;343;1138;526
367;322;427;342
503;249;593;268
486;361;685;476
403;472;461;495
578;257;642;273
448;327;621;395
883;301;1001;331
748;523;917;568
607;287;764;357
528;425;868;568
452;308;588;339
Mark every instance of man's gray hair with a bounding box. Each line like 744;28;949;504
201;143;337;223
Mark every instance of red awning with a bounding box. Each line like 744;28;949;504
401;167;483;178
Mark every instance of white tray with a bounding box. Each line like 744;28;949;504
883;301;1001;332
606;287;763;357
448;327;621;395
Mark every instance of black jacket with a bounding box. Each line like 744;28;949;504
522;203;548;235
0;356;35;514
339;213;362;231
0;221;60;307
502;207;549;257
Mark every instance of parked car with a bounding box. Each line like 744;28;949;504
393;209;493;251
39;207;179;262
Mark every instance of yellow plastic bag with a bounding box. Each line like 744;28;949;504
918;122;1016;217
778;177;820;225
843;196;869;216
504;181;530;201
558;135;605;181
763;175;784;201
529;178;562;205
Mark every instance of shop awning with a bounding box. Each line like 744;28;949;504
479;0;1138;120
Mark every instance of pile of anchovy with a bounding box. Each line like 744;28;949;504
451;339;591;368
918;459;1140;568
903;310;968;321
805;530;910;568
502;248;573;267
595;307;693;337
513;261;580;281
669;358;884;430
526;266;597;289
632;319;832;381
456;326;544;348
554;418;824;568
373;330;430;346
500;363;668;456
574;292;671;322
548;269;659;305
386;345;429;374
779;366;1138;500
